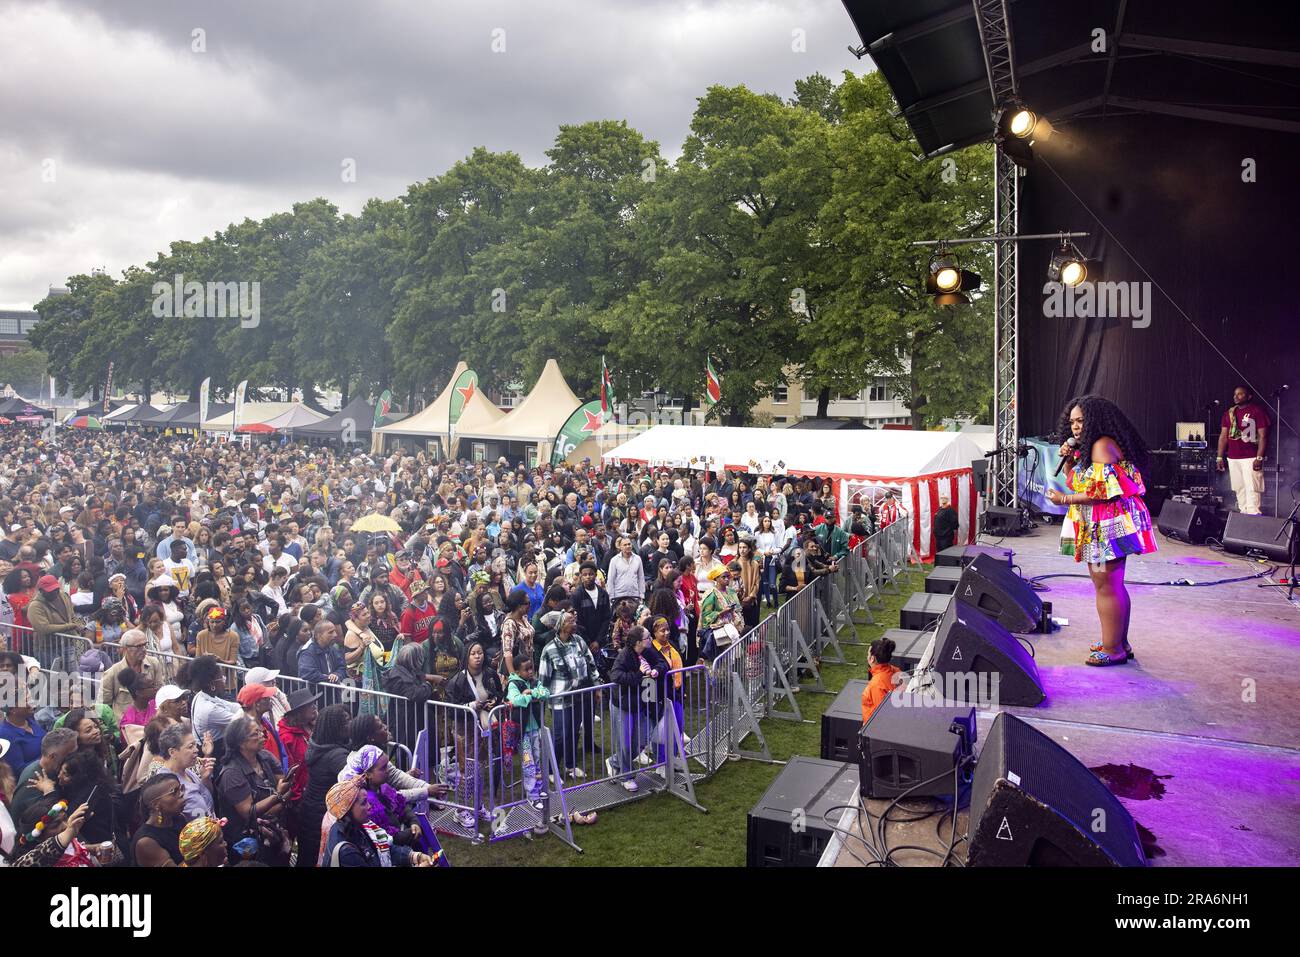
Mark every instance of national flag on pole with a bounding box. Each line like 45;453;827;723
600;356;616;416
705;356;721;406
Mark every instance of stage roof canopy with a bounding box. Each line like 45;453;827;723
839;1;1300;156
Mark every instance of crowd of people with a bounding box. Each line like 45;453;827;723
0;425;899;867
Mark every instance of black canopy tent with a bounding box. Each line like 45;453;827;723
291;395;378;441
0;396;54;419
107;403;163;426
71;399;125;419
840;2;1300;506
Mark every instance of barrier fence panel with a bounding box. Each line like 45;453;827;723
4;624;94;674
772;581;826;695
707;623;776;758
421;698;491;845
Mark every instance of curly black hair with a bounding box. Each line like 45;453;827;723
1055;394;1151;475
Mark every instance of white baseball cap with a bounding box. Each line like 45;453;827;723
244;667;281;686
155;685;185;707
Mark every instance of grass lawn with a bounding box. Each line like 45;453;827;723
451;564;929;867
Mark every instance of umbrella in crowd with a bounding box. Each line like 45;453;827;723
349;513;402;533
67;415;105;430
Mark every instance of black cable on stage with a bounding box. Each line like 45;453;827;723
1028;566;1276;588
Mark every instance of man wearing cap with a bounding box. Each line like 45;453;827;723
398;579;437;644
239;682;289;772
26;574;79;667
388;550;423;601
100;629;162;717
244;667;289;724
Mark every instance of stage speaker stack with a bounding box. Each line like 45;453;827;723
925;566;963;594
746;757;860;867
1155;499;1221;545
878;628;933;672
820;679;868;764
930;601;1045;707
1222;512;1295;563
858;692;976;800
967;713;1146;867
954;553;1043;633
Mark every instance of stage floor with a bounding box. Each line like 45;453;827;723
827;523;1300;867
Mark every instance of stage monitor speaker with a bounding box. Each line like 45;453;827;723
746;757;860;867
900;592;951;630
935;545;1014;568
954;553;1043;633
859;692;975;800
1155;499;1218;545
1222;512;1295;563
981;505;1026;536
820;679;868;764
931;600;1045;707
967;712;1146;867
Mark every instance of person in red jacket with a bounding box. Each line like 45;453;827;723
277;689;321;812
861;637;901;724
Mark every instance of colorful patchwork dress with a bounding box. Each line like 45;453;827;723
1061;459;1158;565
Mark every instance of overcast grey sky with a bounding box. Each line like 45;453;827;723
0;0;868;309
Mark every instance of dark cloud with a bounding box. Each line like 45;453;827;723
0;0;865;307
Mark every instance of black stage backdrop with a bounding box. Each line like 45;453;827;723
1017;113;1299;507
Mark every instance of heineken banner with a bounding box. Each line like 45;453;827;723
550;400;604;466
448;368;478;440
373;389;392;429
1017;436;1069;516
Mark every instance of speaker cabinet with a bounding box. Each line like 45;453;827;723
746;757;859;867
859;692;975;799
1156;499;1221;545
1222;512;1295;563
968;712;1146;867
955;553;1043;633
820;679;868;764
900;592;951;630
935;545;1014;568
931;600;1045;707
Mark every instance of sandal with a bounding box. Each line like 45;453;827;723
1085;649;1129;666
1089;639;1134;661
569;811;598;826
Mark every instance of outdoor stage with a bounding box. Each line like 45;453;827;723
824;524;1300;868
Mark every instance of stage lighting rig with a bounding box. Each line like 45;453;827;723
926;247;982;305
1047;239;1089;286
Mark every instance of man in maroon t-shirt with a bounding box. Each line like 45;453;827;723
398;580;437;643
1217;386;1271;515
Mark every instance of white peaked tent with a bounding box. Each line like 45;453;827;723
237;404;328;432
203;402;304;432
602;425;985;560
455;359;583;449
375;361;470;443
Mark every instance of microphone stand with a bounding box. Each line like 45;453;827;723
1272;388;1286;518
1258;497;1298;601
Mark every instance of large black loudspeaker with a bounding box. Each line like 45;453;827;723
954;553;1042;633
1155;499;1219;545
931;601;1045;707
1222;512;1295;563
859;692;975;799
746;757;860;867
967;713;1146;867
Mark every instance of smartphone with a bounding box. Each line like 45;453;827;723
84;785;99;814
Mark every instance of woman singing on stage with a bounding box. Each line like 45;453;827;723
1047;395;1158;666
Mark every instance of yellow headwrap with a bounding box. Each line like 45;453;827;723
179;816;226;863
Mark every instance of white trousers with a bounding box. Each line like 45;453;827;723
1227;456;1264;514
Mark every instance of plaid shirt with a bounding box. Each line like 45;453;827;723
537;635;598;710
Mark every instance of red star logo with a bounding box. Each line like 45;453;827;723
580;409;604;434
457;381;475;404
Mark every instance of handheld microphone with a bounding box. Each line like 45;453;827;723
1054;437;1078;477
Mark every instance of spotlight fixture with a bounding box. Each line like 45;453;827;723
994;101;1040;167
1047;240;1089;286
927;249;982;305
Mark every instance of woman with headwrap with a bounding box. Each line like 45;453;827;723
322;777;441;868
178;815;228;867
379;642;437;757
